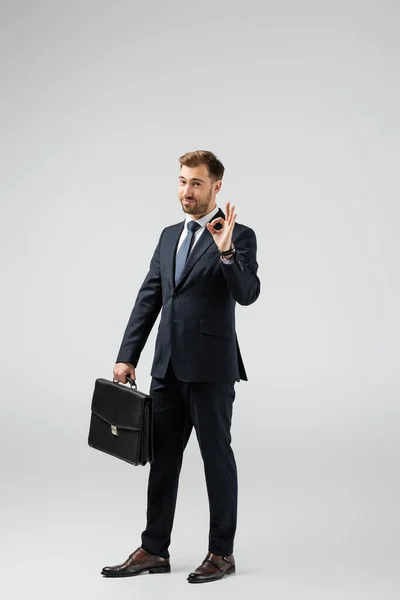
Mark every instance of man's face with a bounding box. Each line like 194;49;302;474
178;164;221;219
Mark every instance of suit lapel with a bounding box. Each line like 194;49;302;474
166;208;225;290
165;223;184;288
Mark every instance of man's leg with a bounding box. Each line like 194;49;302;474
141;361;192;558
184;380;237;557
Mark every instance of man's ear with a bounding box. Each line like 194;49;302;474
214;180;222;194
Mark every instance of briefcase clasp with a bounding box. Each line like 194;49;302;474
111;424;119;436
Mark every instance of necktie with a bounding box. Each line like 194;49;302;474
174;220;201;286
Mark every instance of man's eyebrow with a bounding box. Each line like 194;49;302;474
179;176;205;183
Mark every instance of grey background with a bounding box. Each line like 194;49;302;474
1;1;399;598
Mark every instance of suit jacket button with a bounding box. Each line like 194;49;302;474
173;293;178;298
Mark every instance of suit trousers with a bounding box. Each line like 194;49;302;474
141;358;238;558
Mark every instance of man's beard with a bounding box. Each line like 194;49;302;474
179;187;212;216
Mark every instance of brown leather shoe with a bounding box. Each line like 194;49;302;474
187;552;235;583
101;547;171;577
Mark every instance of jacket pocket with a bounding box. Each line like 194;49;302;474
198;319;232;340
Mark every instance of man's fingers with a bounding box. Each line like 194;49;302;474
113;368;135;384
227;205;236;226
225;202;237;226
209;217;225;231
208;206;236;233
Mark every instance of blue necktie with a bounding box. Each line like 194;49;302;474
174;220;201;286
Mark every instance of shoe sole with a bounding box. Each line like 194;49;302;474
187;566;236;583
101;565;171;577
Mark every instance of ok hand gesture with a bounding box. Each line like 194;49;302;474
206;202;237;252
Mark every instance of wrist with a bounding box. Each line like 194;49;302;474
219;242;236;256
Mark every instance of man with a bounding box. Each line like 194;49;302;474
101;150;260;583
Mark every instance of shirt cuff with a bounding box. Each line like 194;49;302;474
220;255;235;264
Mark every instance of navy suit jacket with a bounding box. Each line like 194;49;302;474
116;207;260;382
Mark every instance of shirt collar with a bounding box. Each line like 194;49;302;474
184;205;220;230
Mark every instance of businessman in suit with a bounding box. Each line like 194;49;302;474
101;150;260;583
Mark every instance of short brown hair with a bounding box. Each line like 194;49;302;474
179;150;225;182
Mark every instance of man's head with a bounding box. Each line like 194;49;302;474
178;150;224;219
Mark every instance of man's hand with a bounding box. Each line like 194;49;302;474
206;201;237;252
113;362;136;384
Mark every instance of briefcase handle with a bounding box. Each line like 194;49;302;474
112;376;137;390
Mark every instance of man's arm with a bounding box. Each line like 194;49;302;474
115;229;164;367
219;227;260;306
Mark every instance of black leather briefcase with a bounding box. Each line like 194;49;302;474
88;376;153;466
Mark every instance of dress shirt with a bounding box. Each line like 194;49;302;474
177;205;234;264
